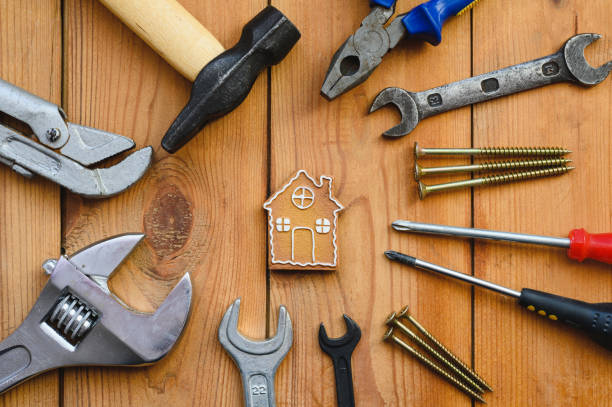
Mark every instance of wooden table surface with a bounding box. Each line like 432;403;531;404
1;1;611;405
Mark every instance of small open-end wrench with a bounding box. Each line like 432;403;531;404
319;315;361;407
0;234;192;394
370;33;612;137
218;298;292;407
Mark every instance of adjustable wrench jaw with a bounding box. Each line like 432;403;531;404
218;298;293;407
0;234;192;395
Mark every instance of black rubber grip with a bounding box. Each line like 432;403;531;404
162;6;301;153
519;288;612;351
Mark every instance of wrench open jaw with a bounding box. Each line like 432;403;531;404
0;79;153;198
370;33;612;138
0;234;192;395
218;298;292;407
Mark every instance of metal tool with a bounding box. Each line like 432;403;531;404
397;305;492;392
386;312;484;393
414;158;571;181
0;79;153;198
218;298;292;407
414;142;571;158
385;251;612;351
393;220;612;265
100;1;300;153
417;165;573;199
370;33;612;137
321;0;480;100
383;327;486;402
319;315;361;407
0;234;192;394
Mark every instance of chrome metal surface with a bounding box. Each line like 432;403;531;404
392;220;571;248
218;298;292;407
0;234;192;395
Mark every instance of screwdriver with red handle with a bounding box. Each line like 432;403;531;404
392;220;612;265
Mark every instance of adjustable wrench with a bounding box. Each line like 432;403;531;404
0;234;192;394
319;315;361;407
218;298;292;407
370;33;612;137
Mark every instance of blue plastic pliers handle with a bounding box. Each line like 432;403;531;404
372;0;478;45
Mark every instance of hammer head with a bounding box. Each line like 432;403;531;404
162;6;301;153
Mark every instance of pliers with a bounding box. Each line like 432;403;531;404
321;0;480;100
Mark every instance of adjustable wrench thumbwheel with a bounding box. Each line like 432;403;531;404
218;298;292;407
319;315;361;407
370;33;612;138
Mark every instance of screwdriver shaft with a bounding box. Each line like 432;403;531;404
385;251;521;298
392;220;570;248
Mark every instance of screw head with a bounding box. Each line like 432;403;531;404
397;305;410;318
383;327;394;341
385;312;397;326
414;162;423;181
46;128;61;142
414;141;423;158
417;181;429;200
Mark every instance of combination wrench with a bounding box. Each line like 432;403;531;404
218;298;292;407
369;33;612;137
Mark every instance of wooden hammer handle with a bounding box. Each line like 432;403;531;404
99;0;225;81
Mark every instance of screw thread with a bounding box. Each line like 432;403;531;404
385;330;486;403
389;317;484;393
478;158;570;171
398;307;493;392
478;147;569;157
481;166;572;185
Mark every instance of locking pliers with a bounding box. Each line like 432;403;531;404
0;79;153;198
321;0;480;100
0;233;192;394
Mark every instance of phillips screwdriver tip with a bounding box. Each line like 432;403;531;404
384;251;416;266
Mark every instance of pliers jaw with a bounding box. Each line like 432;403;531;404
0;79;152;198
320;3;406;100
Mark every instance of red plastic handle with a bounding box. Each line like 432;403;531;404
567;228;612;264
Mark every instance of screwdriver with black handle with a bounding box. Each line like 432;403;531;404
385;250;612;351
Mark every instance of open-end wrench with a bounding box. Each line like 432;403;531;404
370;33;612;137
218;298;292;407
319;315;361;407
0;234;192;394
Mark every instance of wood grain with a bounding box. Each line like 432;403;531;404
62;0;267;405
0;1;61;406
472;1;612;406
269;1;473;405
1;0;611;405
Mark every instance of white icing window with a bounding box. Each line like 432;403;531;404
291;186;314;209
276;217;290;232
315;218;331;234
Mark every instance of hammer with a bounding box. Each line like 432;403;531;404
99;0;300;153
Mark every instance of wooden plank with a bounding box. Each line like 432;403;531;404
0;1;61;406
473;0;612;405
269;1;474;405
62;0;267;405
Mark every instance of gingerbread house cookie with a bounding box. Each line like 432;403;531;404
264;170;344;270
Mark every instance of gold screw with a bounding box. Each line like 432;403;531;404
414;142;571;159
398;305;493;392
418;166;574;199
383;328;486;403
385;313;484;394
414;158;572;181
